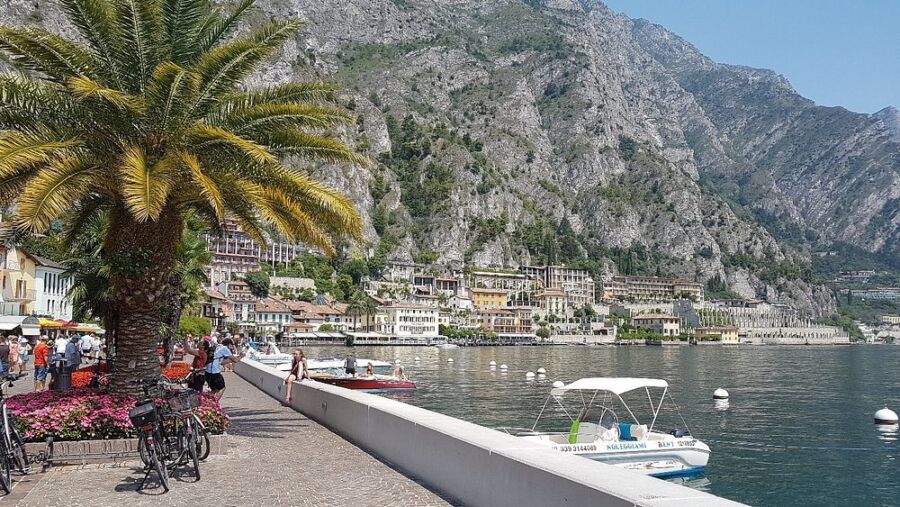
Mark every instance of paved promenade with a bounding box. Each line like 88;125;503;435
8;371;453;506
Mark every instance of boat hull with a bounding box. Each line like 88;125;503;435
311;375;416;391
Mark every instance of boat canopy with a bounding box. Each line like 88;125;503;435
550;377;668;396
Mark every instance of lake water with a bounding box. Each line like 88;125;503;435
301;344;900;506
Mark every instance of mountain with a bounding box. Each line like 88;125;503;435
4;0;899;316
874;107;900;143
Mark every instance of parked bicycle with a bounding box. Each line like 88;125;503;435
0;373;30;495
159;372;210;460
128;378;169;492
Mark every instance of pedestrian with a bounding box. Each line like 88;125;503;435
18;337;30;373
79;334;94;362
183;338;208;391
64;335;81;373
33;336;49;391
54;334;68;354
344;354;357;376
220;334;236;371
0;336;9;377
7;337;19;375
91;336;101;360
282;349;308;406
205;340;243;400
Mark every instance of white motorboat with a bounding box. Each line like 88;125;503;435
434;343;459;349
508;377;710;479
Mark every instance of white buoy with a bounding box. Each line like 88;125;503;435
500;364;508;370
525;371;535;378
713;388;729;400
537;367;547;374
489;360;497;366
552;380;565;389
875;407;899;425
447;358;454;363
414;357;420;361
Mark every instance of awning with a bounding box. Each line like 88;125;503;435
550;377;669;396
39;318;62;328
0;316;40;335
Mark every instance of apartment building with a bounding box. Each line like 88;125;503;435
470;287;509;309
605;275;703;303
376;304;439;338
33;255;73;320
0;245;36;317
632;313;681;337
520;265;596;306
205;220;308;287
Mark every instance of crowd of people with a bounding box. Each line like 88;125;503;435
0;332;105;392
182;333;245;400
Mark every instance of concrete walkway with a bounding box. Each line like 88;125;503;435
8;371;453;506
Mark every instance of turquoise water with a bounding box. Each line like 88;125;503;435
303;344;900;506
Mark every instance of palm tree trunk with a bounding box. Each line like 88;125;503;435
106;206;182;395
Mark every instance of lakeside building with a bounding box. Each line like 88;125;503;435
474;307;535;341
882;315;900;325
520;265;596;307
202;289;230;331
536;289;568;316
470;270;533;297
604;275;703;304
254;297;293;334
33;255;73;321
470;287;509;309
0;245;36;317
216;279;257;322
847;288;900;300
204;219;309;288
632;313;681;337
695;326;739;344
374;303;440;339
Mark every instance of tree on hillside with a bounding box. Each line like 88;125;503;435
0;0;365;393
244;271;270;299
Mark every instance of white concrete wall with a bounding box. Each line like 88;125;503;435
235;359;743;507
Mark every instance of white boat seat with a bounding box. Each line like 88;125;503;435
597;425;619;442
630;424;649;441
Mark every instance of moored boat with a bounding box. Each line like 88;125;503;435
505;377;710;478
310;374;416;391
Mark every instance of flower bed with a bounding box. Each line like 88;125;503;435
71;362;193;389
8;389;229;443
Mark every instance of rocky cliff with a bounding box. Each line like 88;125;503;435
4;0;898;316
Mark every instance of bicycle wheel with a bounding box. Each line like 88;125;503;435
0;450;10;495
150;432;169;492
10;427;29;474
137;434;150;467
193;415;210;460
186;424;200;481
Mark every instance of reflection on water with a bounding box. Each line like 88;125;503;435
302;344;900;506
876;424;898;443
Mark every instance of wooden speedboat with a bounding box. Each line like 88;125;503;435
310;374;416;391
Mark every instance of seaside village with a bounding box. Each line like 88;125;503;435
4;218;897;346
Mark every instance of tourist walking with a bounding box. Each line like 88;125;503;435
64;335;81;373
344;354;357;376
79;334;94;362
54;334;68;354
0;336;9;377
220;334;236;372
8;337;19;375
183;338;209;391
33;336;49;391
205;340;243;400
283;349;308;406
18;337;30;373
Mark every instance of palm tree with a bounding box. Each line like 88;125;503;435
345;290;368;332
0;0;365;392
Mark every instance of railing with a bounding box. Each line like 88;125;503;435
2;288;35;302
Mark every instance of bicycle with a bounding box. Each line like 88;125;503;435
128;378;169;492
134;377;201;483
158;372;210;461
0;372;30;495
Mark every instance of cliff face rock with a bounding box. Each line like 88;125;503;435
6;0;898;317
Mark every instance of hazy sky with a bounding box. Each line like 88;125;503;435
602;0;899;114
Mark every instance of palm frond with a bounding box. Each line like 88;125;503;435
179;150;225;221
68;76;144;111
243;182;335;254
0;130;82;178
269;166;363;241
251;128;369;166
187;123;277;165
193;0;255;57
0;26;97;82
145;62;199;130
118;146;175;221
163;0;210;64
114;0;164;92
218;82;340;111
192;20;302;112
0;170;33;206
218;103;354;133
60;0;124;88
0;75;79;131
15;154;97;232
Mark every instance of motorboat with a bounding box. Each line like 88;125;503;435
506;377;710;478
307;358;415;391
434;342;459;349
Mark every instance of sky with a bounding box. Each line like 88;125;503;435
602;0;899;114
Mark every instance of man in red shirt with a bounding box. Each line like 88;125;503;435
33;335;50;392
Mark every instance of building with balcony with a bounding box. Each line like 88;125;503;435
474;307;535;340
254;297;293;334
632;313;681;337
604;275;703;304
0;245;37;317
470;288;509;309
520;265;596;307
33;255;72;321
695;326;739;344
205;220;309;287
375;304;439;339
